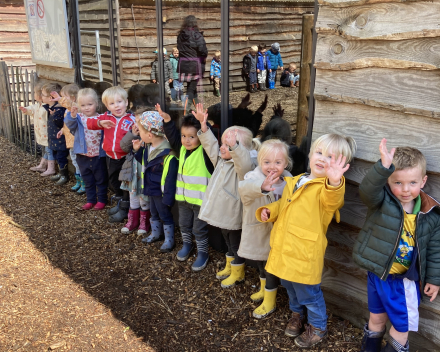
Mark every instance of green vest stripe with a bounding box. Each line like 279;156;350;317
141;149;145;190
161;154;176;193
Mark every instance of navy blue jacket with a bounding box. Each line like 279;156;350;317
43;103;67;151
134;146;178;207
257;52;271;71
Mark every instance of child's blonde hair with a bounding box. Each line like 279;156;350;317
250;46;258;54
101;86;128;107
222;126;253;150
42;82;62;95
77;88;99;107
392;147;426;175
257;139;292;170
172;47;179;53
214;50;221;58
289;63;297;71
61;83;79;100
310;133;356;165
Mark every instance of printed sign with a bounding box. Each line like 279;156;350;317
27;0;37;28
36;0;47;27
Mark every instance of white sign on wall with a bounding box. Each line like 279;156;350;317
24;0;72;68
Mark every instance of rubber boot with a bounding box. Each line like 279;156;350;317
192;238;209;272
77;176;86;195
138;210;151;236
142;219;164;243
381;342;401;352
260;82;267;91
30;158;47;172
216;254;234;279
121;208;140;234
108;200;129;223
253;287;277;319
221;262;245;288
55;166;69;186
176;233;194;261
160;224;175;253
360;323;385;352
250;277;266;302
214;89;220;97
71;174;81;192
250;84;256;93
50;171;61;181
108;196;123;215
41;160;56;177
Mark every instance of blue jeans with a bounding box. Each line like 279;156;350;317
76;154;108;204
43;146;55;161
268;70;277;83
150;195;174;225
281;279;327;331
171;80;183;101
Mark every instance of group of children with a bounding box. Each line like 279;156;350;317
23;80;440;352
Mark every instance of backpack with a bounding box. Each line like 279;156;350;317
241;55;251;81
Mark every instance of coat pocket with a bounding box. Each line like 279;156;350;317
283;225;319;262
358;228;372;255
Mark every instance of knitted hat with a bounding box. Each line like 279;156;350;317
271;42;280;51
154;48;167;55
139;111;165;137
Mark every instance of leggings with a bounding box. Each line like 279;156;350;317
129;193;150;210
70;149;80;174
186;79;198;108
221;228;245;264
256;260;280;290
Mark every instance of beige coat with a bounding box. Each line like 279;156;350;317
198;128;257;230
237;167;292;261
22;103;48;146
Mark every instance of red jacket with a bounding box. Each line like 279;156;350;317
87;111;135;159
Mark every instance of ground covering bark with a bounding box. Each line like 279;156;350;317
0;137;362;351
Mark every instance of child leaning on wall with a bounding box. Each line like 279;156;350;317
151;48;173;96
355;139;440;352
242;46;259;93
256;43;271;91
256;133;356;349
210;50;221;97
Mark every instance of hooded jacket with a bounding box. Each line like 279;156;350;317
177;28;208;78
257;51;271;71
169;54;179;80
256;174;345;285
151;56;173;82
267;48;283;70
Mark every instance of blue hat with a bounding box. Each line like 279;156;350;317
153;48;167;55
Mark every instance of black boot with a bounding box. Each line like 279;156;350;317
107;196;123;215
380;344;397;352
55;166;69;186
108;200;129;223
360;324;385;352
260;82;267;91
381;337;409;352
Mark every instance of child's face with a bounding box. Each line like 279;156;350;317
173;49;179;58
261;151;287;179
136;122;153;144
106;95;128;117
308;144;332;179
289;66;296;73
251;52;257;57
78;95;97;117
41;90;52;104
61;92;76;103
219;138;232;160
260;49;266;54
388;167;427;207
181;126;200;150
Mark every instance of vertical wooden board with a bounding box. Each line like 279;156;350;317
313;100;440;173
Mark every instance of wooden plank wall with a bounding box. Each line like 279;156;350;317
313;1;440;350
118;3;314;90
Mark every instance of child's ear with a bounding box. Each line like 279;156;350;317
421;174;428;189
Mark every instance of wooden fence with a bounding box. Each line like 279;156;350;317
0;61;39;156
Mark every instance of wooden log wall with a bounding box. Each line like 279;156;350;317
313;1;440;350
118;3;314;90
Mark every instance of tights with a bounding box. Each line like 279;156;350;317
257;260;280;290
129;193;150;210
186;79;198;109
221;229;245;265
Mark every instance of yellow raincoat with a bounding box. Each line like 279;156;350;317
255;174;345;285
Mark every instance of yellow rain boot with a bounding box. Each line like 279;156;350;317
216;254;234;279
250;277;266;302
221;262;245;288
253;287;277;319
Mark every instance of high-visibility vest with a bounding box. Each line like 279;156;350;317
141;150;177;196
176;145;211;206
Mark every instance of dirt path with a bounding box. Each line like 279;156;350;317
0;138;361;351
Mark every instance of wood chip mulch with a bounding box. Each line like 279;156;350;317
0;137;362;351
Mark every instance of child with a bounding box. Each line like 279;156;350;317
87;86;136;222
170;47;183;103
243;46;259;93
65;88;108;210
41;83;68;185
19;82;53;175
133;111;178;252
238;139;292;318
257;133;356;348
210;50;221;97
355;139;440;352
118;107;151;236
266;42;284;89
281;63;299;88
158;104;215;271
256;43;271;91
151;48;173;96
194;103;257;287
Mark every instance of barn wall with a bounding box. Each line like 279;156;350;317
312;1;440;350
118;3;314;90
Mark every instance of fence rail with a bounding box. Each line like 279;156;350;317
0;61;40;157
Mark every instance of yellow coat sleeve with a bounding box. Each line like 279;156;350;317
256;198;281;223
320;177;345;222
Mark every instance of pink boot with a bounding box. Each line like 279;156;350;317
40;160;56;177
30;158;48;172
82;202;96;210
138;210;151;236
121;208;140;234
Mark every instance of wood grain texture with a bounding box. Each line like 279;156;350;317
316;2;440;40
315;35;440;70
36;65;75;84
317;0;439;7
315;68;440;118
313;101;440;173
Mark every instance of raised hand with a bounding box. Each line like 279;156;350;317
50;91;61;102
132;123;139;136
224;129;237;148
261;171;280;192
100;120;116;129
192;103;208;132
70;105;78;118
56;129;64;139
272;103;284;118
325;154;349;186
379;138;395;169
261;208;271;222
155;103;171;123
132;139;142;151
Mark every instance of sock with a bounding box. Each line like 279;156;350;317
389;335;409;352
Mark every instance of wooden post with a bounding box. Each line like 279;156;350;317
296;14;314;147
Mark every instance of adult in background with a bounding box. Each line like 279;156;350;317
177;15;208;114
267;42;284;89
